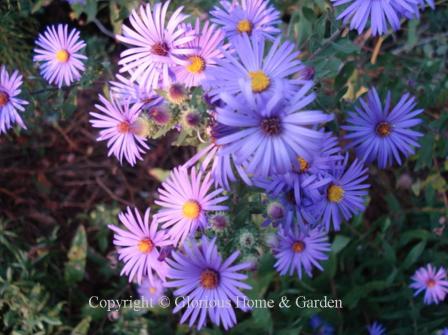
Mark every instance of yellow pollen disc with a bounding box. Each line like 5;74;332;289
138;238;154;253
249;70;270;93
134;117;151;137
376;121;392;137
149;287;157;294
187;55;206;74
0;91;9;107
56;49;70;63
297;157;310;173
182;200;201;219
200;269;219;289
426;279;436;288
237;19;253;33
292;241;305;253
327;184;345;203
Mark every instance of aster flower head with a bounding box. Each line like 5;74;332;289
216;81;333;178
343;88;423;169
108;207;173;284
410;264;448;305
175;19;227;88
137;276;165;307
89;94;149;166
274;226;331;279
211;0;281;41
0;66;28;134
33;24;87;87
165;236;252;330
331;0;420;36
439;328;448;335
367;321;386;335
117;1;196;91
309;314;335;335
155;167;228;245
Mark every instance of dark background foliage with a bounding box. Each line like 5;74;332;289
0;0;447;334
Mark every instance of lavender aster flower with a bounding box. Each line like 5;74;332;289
90;94;149;166
331;0;419;36
410;264;448;305
367;322;386;335
33;24;87;87
165;236;252;330
108;207;172;284
211;0;281;41
0;66;28;134
137;276;165;307
155;167;228;245
343;88;423;169
216;81;333;178
117;2;196;91
274;226;331;279
310;314;335;335
439;328;448;335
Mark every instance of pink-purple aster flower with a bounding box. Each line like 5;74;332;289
410;264;448;305
367;322;386;335
137;276;165;307
211;0;281;41
342;88;423;169
174;19;227;88
108;207;173;284
155;167;228;245
215;81;333;178
0;66;28;134
117;1;196;91
89;94;149;166
33;24;87;87
310;155;370;231
165;236;252;330
331;0;419;36
273;226;331;279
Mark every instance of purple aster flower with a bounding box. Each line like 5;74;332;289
137;276;165;307
215;81;333;178
117;2;196;91
331;0;419;36
108;207;173;284
0;66;28;134
211;0;281;41
206;35;306;100
174;19;227;88
155;167;228;245
439;328;448;335
273;226;331;279
310;314;335;335
89;94;149;166
410;264;448;305
33;24;87;87
367;322;386;335
342;88;423;169
165;236;252;330
67;0;86;4
310;155;370;231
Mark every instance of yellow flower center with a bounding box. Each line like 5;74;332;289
376;121;392;137
149;287;157;294
200;269;219;289
187;55;206;74
134;117;151;137
56;49;70;63
182;200;201;219
297;157;310;173
138;238;154;253
426;279;436;288
327;184;345;203
0;91;9;107
292;241;305;253
249;70;270;93
237;19;253;33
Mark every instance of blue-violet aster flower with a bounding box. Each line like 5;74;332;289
410;264;448;305
367;321;387;335
137;276;166;307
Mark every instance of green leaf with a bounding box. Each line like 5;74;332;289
71;316;92;335
331;235;351;254
401;241;426;270
64;225;88;285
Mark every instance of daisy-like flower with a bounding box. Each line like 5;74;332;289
216;81;333;178
108;207;173;284
165;236;252;330
211;0;281;41
367;322;386;335
273;226;331;279
310;155;370;231
33;24;87;87
117;1;196;91
175;20;227;88
0;66;28;134
155;167;228;245
137;276;165;307
331;0;419;36
89;94;149;166
309;315;335;335
342;88;424;169
410;264;448;305
206;35;306;100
